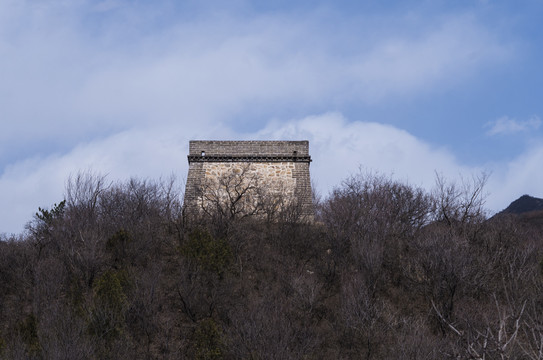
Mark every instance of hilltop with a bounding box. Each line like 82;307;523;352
500;194;543;214
493;194;543;230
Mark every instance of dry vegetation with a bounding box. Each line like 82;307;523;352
1;170;543;359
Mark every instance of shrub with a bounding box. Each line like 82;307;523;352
181;229;232;276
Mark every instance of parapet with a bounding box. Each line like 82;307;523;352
187;140;311;162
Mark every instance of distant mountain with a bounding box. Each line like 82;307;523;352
501;195;543;215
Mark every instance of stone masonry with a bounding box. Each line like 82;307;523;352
184;141;313;218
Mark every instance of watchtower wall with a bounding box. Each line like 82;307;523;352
184;140;313;218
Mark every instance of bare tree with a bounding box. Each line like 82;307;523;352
65;170;110;226
189;164;301;236
196;164;264;220
433;171;489;230
321;172;433;291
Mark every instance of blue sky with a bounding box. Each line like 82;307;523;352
2;0;543;234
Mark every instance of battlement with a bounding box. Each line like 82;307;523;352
184;140;313;220
189;140;310;156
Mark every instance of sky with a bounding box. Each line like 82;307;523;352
2;0;543;234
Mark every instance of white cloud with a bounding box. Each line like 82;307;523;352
0;2;524;234
0;113;463;234
253;113;478;193
350;14;510;101
0;121;241;235
255;114;543;216
0;3;512;169
3;111;543;234
485;115;541;136
486;144;543;212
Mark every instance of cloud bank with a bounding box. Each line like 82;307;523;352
0;1;538;234
4;111;543;234
0;2;510;165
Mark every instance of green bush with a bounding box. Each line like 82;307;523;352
190;318;225;360
18;313;40;357
181;229;232;275
0;336;5;355
106;229;132;267
35;200;66;224
88;270;130;343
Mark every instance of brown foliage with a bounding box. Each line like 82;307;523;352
1;170;543;359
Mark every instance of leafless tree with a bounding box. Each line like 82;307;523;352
227;290;319;359
321;172;433;291
433;171;489;232
196;164;265;221
5;168;543;359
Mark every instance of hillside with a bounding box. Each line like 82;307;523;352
0;172;542;359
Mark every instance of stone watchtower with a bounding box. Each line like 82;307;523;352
184;140;313;219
